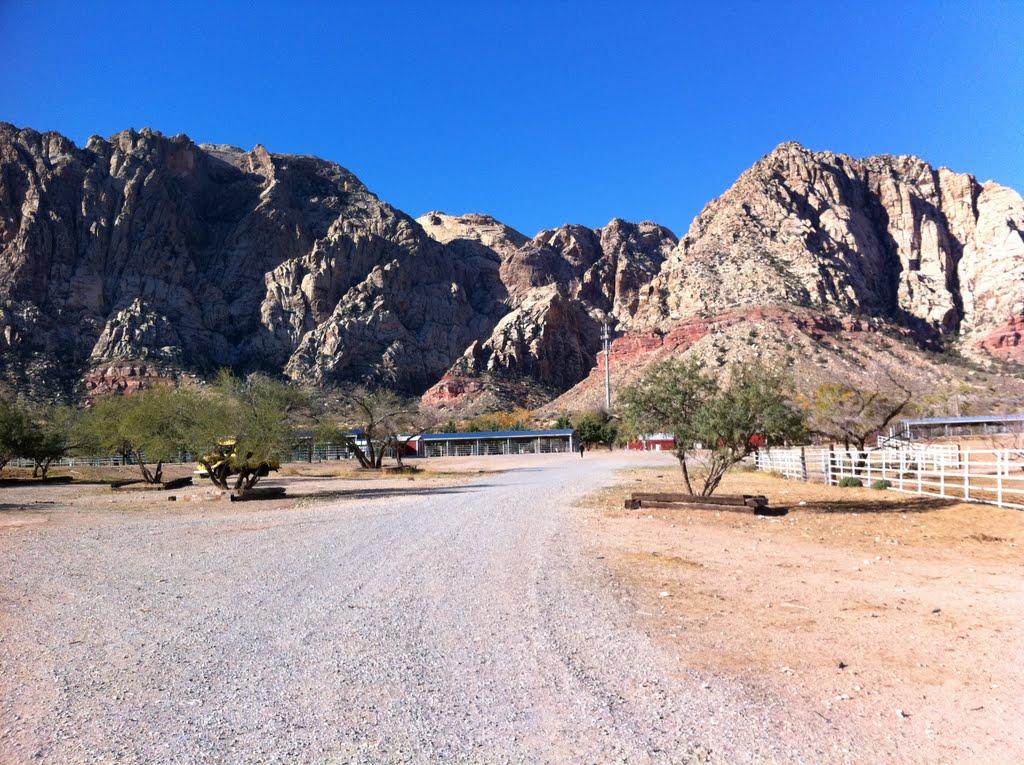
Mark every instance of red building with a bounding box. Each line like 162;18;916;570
627;433;677;451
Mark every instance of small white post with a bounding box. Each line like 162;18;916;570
964;449;970;501
997;450;1005;507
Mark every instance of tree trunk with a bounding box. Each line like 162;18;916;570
233;469;261;493
676;450;694;495
701;455;730;496
200;459;230;490
854;437;868;475
136;450;157;483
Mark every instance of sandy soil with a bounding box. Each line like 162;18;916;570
582;460;1024;764
2;453;1022;763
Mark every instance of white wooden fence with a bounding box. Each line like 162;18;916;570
6;443;354;470
755;446;1024;510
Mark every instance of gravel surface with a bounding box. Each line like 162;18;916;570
2;455;841;764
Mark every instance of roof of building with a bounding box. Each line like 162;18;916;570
420;429;576;442
900;414;1024;427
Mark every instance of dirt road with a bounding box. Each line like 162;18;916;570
3;455;879;763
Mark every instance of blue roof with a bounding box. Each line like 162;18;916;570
420;428;575;441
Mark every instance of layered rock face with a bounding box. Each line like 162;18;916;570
0;124;506;398
419;218;677;407
544;144;1024;413
1;124;1022;410
639;142;1024;352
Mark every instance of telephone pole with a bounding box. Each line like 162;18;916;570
602;320;612;411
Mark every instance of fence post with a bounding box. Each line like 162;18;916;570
826;445;833;485
964;449;970;501
899;451;905;492
800;447;807;481
939;455;945;498
997;450;1005;507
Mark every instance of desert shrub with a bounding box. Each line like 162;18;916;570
838;477;863;487
871;479;892;490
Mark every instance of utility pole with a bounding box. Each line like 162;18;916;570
602;320;612;411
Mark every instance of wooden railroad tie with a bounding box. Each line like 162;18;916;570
229;487;287;502
624;492;784;515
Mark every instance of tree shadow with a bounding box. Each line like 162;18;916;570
0;503;59;512
797;496;960;514
291;484;495;502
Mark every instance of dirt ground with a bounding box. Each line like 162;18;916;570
582;463;1024;764
3;454;1022;762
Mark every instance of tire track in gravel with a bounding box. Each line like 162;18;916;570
1;456;844;764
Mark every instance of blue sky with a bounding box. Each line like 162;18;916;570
3;0;1022;237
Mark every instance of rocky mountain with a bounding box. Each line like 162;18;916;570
1;123;1022;413
546;143;1024;413
0;124;507;399
420;217;677;409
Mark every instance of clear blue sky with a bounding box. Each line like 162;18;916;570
3;0;1022;238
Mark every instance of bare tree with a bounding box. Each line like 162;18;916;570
802;376;912;452
339;389;424;469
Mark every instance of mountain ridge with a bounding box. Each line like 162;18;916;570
1;123;1022;412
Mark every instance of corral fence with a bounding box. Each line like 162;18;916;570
6;443;355;470
755;445;1024;510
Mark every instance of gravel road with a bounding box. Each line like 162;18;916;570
1;455;840;764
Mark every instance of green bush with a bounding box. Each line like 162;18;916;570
871;479;892;490
838;477;863;488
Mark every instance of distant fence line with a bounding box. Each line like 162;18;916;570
5;443;355;470
755;445;1024;510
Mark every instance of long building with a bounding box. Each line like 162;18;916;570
890;414;1024;441
412;429;577;458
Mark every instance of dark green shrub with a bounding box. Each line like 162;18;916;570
838;477;863;488
871;479;892;490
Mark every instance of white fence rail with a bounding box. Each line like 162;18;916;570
755;446;1024;510
6;443;356;470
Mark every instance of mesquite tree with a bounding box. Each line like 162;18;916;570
0;400;32;474
620;359;805;496
20;405;90;478
88;386;203;484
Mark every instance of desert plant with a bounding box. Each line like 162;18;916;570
838;477;863;487
20;404;91;478
871;479;892;490
87;385;205;484
619;359;806;496
0;399;33;473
